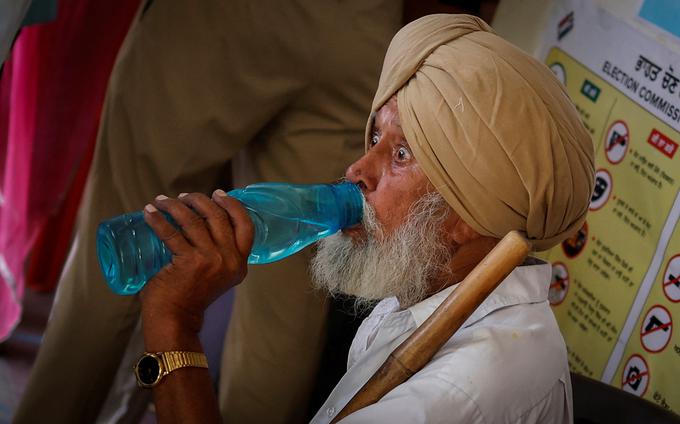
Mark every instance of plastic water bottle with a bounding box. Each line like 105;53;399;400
96;182;363;295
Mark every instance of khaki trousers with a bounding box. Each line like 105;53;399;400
14;1;401;423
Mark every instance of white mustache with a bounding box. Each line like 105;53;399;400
310;192;453;310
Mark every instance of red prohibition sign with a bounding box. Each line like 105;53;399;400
549;262;569;306
662;253;680;303
639;304;673;354
561;221;588;259
604;120;630;165
621;354;650;397
589;168;613;212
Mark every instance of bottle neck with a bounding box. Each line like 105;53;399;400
330;182;363;229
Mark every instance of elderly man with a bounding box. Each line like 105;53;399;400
136;14;593;423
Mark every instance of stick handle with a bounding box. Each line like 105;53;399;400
331;231;531;422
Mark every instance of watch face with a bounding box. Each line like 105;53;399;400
137;354;161;387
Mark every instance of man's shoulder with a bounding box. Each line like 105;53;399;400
411;301;570;422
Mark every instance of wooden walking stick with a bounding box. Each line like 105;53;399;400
330;230;532;422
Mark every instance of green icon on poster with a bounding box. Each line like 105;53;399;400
581;79;601;102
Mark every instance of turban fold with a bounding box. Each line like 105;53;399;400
367;14;594;251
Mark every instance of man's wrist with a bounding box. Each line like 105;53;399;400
141;307;204;352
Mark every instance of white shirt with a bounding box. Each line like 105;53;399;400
311;262;573;424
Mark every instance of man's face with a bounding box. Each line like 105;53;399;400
343;97;432;241
311;97;455;308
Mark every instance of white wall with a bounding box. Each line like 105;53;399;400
492;0;680;56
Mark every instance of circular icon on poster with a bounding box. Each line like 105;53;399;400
621;354;649;397
662;254;680;303
562;221;588;259
590;169;612;211
604;120;629;164
550;62;566;85
640;305;672;353
549;262;569;306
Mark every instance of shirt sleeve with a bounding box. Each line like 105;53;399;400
338;375;487;424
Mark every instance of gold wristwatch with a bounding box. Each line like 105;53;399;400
133;351;208;388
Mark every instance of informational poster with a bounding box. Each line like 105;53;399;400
538;0;680;413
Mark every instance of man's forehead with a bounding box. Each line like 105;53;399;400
370;100;408;147
376;97;401;127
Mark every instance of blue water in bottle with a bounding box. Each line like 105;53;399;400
96;182;363;295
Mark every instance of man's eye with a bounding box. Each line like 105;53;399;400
370;132;380;147
396;146;411;161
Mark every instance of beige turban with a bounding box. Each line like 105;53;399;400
367;14;594;251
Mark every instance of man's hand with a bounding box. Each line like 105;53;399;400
140;190;254;335
138;190;252;424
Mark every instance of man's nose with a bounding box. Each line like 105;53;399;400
345;152;378;193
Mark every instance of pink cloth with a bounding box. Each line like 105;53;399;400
0;58;18;341
0;0;139;341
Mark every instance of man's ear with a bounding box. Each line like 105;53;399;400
444;211;483;246
442;210;499;283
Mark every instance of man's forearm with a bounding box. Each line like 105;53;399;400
143;316;221;424
137;191;254;423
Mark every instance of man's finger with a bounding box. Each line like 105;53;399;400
143;203;192;255
178;192;235;247
153;195;212;249
212;190;255;259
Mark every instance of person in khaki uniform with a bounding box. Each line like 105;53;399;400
14;1;402;423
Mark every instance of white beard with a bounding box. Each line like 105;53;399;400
311;192;453;309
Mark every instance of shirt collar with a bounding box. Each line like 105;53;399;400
408;260;552;327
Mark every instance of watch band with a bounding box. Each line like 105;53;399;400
161;351;208;374
134;351;208;388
